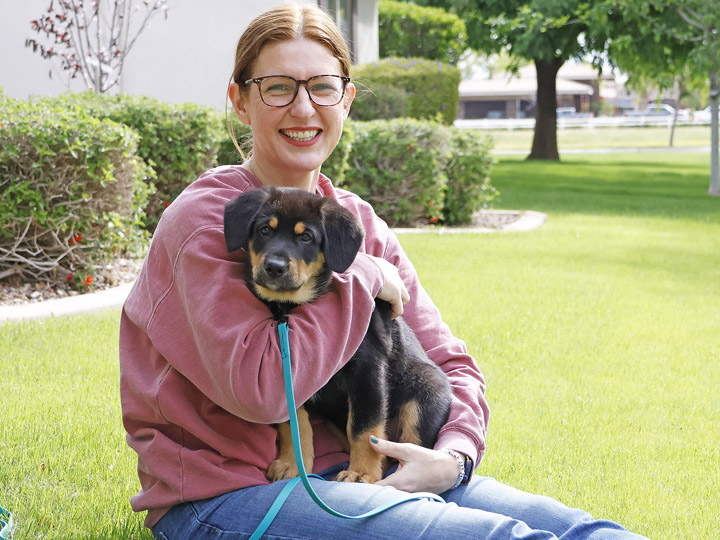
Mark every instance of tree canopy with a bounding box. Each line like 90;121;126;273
595;0;719;194
399;0;719;192
404;0;607;159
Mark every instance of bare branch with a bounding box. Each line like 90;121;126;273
27;0;167;92
676;7;708;33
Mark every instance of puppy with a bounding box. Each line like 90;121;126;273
224;186;452;483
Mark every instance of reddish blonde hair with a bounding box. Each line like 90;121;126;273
232;3;351;84
226;3;352;157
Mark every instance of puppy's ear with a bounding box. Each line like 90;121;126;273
321;201;365;273
224;188;271;251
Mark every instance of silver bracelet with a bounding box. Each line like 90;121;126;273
441;449;465;490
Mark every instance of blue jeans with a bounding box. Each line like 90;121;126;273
152;464;650;540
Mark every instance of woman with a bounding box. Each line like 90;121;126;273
119;4;649;539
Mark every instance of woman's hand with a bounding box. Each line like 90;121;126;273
369;256;409;318
370;436;462;494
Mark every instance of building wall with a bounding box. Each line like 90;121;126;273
0;0;378;110
354;0;378;65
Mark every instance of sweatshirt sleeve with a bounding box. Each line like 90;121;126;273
382;231;490;467
140;223;385;425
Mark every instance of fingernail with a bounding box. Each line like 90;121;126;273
370;435;379;444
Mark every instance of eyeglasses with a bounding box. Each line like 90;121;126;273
244;74;350;107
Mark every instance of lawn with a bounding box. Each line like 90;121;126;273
1;152;719;539
401;152;720;539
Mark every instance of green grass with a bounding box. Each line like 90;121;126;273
484;125;712;151
0;311;152;540
1;152;719;539
401;152;720;539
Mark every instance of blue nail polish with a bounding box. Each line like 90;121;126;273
370;435;379;444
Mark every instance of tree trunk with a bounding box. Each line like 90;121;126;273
528;57;563;161
669;79;684;148
709;69;720;196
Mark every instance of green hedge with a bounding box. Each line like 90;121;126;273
217;115;252;166
341;119;449;226
0;88;494;289
35;92;225;230
443;129;497;225
0;94;152;287
339;119;495;227
379;0;467;65
351;57;460;125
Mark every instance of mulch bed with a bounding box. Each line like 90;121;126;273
0;258;143;306
0;210;525;307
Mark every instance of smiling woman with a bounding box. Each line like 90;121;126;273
227;37;355;192
118;4;650;540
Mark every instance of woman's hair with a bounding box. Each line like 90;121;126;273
226;3;352;158
232;3;351;84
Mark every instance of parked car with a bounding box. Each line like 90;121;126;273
556;107;577;117
625;104;686;118
694;105;718;122
556;106;593;119
645;104;675;116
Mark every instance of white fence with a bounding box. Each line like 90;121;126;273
454;116;711;130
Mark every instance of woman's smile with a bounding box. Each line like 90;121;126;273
280;128;322;145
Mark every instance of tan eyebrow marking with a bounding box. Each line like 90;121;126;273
294;222;306;235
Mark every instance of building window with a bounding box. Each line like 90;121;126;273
319;0;356;62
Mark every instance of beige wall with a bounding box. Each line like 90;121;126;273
355;0;379;65
0;0;377;110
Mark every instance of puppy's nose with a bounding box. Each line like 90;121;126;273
264;256;289;278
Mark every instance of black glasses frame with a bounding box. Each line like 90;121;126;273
243;74;351;107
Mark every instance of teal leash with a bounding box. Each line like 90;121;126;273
0;506;12;540
249;322;445;539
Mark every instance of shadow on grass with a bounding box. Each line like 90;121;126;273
492;155;719;221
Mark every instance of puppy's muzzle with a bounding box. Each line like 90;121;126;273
255;255;302;292
264;256;289;280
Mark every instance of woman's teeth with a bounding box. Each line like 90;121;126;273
282;129;319;142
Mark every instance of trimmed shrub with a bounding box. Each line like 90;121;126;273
217;116;253;166
35;92;225;230
379;0;467;65
348;82;408;121
341;119;450;226
0;94;152;287
321;120;354;186
351;57;460;125
443;129;497;225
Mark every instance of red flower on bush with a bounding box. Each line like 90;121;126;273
69;233;82;245
429;216;440;224
67;273;73;281
84;275;94;287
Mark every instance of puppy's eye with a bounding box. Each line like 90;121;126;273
299;231;313;243
259;225;272;236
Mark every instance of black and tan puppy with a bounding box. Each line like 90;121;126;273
224;186;452;483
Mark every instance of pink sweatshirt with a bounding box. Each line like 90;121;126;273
119;166;489;528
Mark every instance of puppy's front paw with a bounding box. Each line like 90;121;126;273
335;469;380;484
267;458;299;481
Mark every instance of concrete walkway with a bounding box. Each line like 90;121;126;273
493;145;711;156
0;282;135;323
